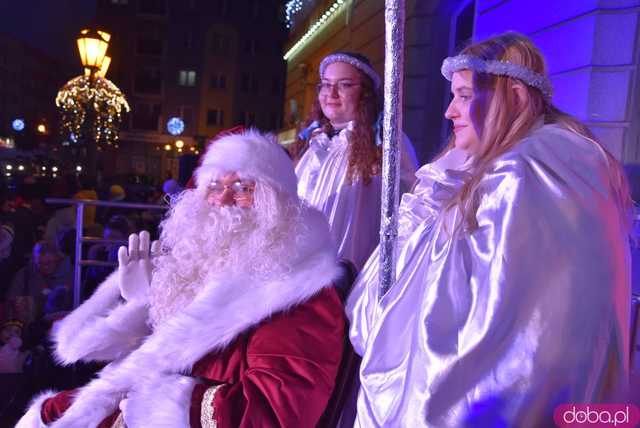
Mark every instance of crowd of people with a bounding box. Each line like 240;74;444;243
1;31;635;427
0;171;171;425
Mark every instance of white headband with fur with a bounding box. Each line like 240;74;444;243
319;53;382;89
441;54;553;100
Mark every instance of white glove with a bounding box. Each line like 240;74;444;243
117;231;160;304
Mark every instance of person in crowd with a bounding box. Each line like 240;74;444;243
73;175;99;234
5;241;72;328
162;177;183;204
0;320;28;374
17;130;347;428
83;215;132;299
0;319;31;426
294;51;418;269
347;32;632;427
97;184;128;226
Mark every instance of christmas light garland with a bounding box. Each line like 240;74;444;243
56;75;131;146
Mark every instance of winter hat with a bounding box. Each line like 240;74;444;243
162;179;182;196
109;184;126;201
195;129;297;198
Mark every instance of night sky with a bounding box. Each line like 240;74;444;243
0;0;96;69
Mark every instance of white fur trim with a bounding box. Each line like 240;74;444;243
52;272;151;365
48;372;126;428
124;374;198;427
195;129;297;197
15;390;57;428
49;205;341;426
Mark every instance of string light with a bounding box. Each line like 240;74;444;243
56;75;131;146
285;0;304;28
284;0;346;61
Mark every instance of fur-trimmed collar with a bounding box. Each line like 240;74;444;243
46;205;342;427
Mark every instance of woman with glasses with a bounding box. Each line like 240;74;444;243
295;52;418;269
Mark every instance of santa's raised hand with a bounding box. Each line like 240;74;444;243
118;231;159;304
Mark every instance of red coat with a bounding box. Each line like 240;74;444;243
41;287;345;427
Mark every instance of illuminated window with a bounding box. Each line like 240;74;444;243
179;70;196;87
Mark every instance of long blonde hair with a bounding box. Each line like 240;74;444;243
441;32;631;231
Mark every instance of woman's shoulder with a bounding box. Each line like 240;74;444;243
492;124;606;172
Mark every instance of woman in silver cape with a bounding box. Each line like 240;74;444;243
347;32;632;427
294;52;418;270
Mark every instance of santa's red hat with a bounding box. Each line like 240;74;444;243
194;128;297;198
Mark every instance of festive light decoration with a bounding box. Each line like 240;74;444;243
12;119;25;132
167;117;185;136
285;0;304;28
284;0;346;61
56;75;130;146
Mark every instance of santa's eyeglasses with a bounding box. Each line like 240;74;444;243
208;180;255;197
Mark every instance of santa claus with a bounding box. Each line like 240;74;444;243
17;130;346;427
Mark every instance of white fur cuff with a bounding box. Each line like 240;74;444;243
125;374;199;428
15;390;57;428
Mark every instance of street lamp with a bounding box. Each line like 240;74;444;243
77;29;110;77
57;28;129;179
97;56;111;78
76;28;109;176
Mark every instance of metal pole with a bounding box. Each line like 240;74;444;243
73;202;85;308
379;0;405;299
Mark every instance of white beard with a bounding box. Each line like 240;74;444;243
148;186;304;328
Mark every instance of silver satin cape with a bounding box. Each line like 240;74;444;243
295;122;418;269
347;123;631;427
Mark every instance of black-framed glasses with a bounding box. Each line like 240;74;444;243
316;81;361;95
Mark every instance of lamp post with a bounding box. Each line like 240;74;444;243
57;28;129;178
77;29;109;176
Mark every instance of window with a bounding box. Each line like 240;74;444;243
210;33;230;55
134;67;162;94
138;0;166;15
137;37;164;56
179;70;197;87
248;0;260;19
132;103;161;130
237;111;256;127
218;0;228;14
240;74;259;94
243;39;260;55
450;0;475;54
210;73;226;89
184;31;194;49
207;109;224;126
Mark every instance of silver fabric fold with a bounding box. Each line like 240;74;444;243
296;122;418;269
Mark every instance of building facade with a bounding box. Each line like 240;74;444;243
0;33;68;170
96;0;287;184
283;0;640;165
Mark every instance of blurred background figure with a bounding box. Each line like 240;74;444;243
83;214;131;299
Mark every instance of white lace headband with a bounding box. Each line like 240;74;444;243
319;53;382;89
441;54;553;100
